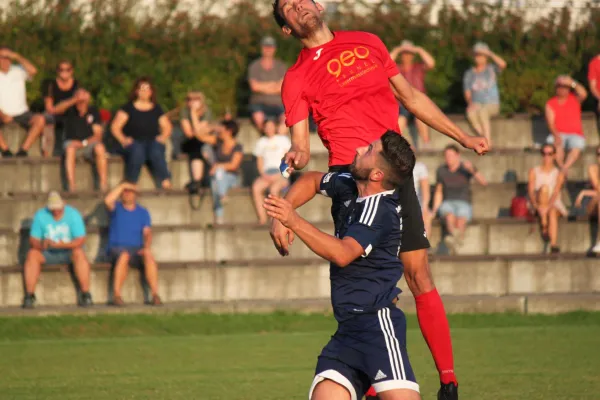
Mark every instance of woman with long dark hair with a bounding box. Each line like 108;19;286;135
111;77;172;189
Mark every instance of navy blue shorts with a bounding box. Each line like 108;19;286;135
309;307;419;399
109;247;144;268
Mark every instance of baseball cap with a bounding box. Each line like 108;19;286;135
47;191;65;210
473;42;490;54
261;36;277;47
399;40;415;52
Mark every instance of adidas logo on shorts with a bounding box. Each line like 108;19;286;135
374;370;387;381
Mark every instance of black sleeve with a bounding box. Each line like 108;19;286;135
319;172;356;202
120;102;133;114
154;104;165;117
234;143;243;154
398;174;431;252
90;107;101;126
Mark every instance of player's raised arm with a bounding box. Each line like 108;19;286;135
269;171;323;256
284;118;311;170
389;72;488;155
265;195;363;267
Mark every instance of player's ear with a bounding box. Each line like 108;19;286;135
282;26;292;36
315;1;325;13
370;168;384;184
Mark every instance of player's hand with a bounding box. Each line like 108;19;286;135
462;135;489;155
264;194;299;229
284;148;310;171
269;218;294;256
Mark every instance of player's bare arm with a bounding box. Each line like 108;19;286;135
269;171;323;256
265;195;364;267
389;73;489;155
284;117;311;170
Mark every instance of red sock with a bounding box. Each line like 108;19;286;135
415;288;458;385
365;386;377;397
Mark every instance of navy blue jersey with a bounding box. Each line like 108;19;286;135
319;172;404;323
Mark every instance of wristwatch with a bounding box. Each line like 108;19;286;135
82;139;88;147
571;81;577;89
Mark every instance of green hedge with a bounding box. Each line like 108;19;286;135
1;0;599;116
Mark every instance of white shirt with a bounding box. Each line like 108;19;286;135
253;134;291;174
0;65;29;116
413;161;429;200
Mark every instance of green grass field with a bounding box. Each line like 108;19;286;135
1;312;599;400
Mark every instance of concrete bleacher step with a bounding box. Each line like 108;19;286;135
0;255;598;308
0;183;518;230
234;114;600;153
1;219;597;266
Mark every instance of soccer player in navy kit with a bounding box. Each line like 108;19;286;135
264;132;421;400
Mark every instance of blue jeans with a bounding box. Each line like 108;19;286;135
210;167;239;218
122;140;171;184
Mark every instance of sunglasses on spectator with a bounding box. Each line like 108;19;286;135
542;151;555;156
187;96;202;101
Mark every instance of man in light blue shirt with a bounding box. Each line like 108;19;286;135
23;191;92;308
463;42;508;148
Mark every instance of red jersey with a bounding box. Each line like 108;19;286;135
282;31;400;166
588;56;600;95
547;93;583;136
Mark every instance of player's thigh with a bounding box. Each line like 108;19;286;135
377;389;421;400
398;175;430;252
310;357;367;400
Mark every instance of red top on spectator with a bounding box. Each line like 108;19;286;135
399;63;426;93
588;56;600;95
547;93;583;136
282;31;401;167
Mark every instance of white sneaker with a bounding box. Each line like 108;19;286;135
592;242;600;254
444;235;457;255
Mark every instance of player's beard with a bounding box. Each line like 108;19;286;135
350;155;371;182
292;12;323;39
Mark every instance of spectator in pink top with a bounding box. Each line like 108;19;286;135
545;75;588;175
389;40;436;148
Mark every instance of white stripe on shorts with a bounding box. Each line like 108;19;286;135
384;307;407;380
377;308;401;380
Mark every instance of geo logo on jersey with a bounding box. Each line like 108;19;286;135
326;46;378;87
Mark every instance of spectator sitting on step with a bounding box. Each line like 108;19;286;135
463;42;507;149
574;145;600;255
111;77;173;189
412;153;432;239
43;59;79;155
104;182;162;306
22;191;92;309
545;75;588;176
389;40;436;148
63;89;108;192
248;36;287;134
200;120;243;225
0;46;47;157
527;143;567;254
432;144;487;254
180;90;215;193
252;119;291;224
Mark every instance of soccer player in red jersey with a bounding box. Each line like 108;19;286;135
269;1;489;399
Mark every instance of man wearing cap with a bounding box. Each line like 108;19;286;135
23;191;92;308
390;40;436;148
247;36;288;134
545;75;588;175
463;42;507;148
104;182;162;306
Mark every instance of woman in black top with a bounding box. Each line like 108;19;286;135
111;77;173;189
43;60;79;155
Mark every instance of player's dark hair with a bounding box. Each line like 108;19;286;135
221;119;240;137
444;144;460;154
379;131;415;189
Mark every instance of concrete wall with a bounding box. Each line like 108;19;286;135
1;257;598;308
